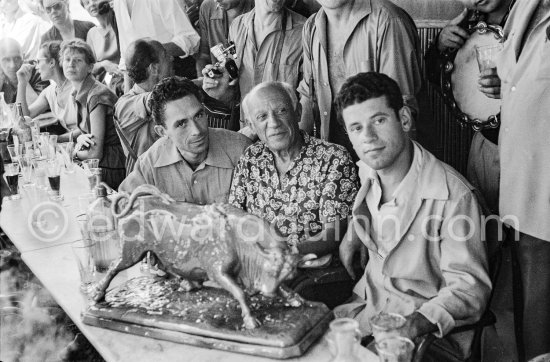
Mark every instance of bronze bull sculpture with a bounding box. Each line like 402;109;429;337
91;185;313;329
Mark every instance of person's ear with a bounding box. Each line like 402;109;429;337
399;106;412;133
154;124;166;138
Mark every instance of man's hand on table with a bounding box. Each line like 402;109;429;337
400;312;438;341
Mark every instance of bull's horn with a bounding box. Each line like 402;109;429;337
111;191;131;219
300;253;317;262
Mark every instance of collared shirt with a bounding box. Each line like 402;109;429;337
229;8;305;100
229;132;358;247
496;0;550;242
114;84;158;175
114;0;200;70
119;128;252;203
297;0;422;141
335;142;491;359
86;25;120;64
0;8;49;60
40;19;95;44
198;0;254;65
37;79;73;123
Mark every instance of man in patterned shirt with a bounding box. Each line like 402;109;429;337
229;81;358;256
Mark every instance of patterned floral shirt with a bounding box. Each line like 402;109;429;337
229;132;359;247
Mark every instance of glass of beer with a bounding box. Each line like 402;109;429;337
375;336;415;362
370;312;407;343
4;163;20;200
46;158;63;201
475;44;503;72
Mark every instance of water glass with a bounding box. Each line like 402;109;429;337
19;155;34;188
71;239;97;294
82;159;99;172
38;132;50;159
370;313;407;344
33;158;48;190
46;158;63;201
87;167;102;192
48;135;58;160
58;143;75;173
76;214;90;240
3;163;20;200
475;44;503;72
375;336;414;362
7;144;22;164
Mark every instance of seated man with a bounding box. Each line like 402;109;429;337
119;76;252;203
114;39;173;175
334;72;491;360
0;37;48;103
229;81;358;256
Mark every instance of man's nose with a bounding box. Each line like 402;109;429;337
266;111;282;129
360;123;378;142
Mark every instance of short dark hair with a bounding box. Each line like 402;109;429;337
335;72;404;126
126;39;166;83
60;39;96;65
40;41;62;68
150;76;205;126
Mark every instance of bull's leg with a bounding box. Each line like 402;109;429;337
278;284;305;307
91;247;147;302
214;272;259;329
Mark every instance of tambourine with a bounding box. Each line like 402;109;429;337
442;22;503;131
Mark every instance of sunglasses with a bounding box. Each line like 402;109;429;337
44;2;64;13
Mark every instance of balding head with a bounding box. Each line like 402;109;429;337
126;39;172;85
0;38;23;79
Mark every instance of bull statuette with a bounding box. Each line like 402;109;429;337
91;185;312;329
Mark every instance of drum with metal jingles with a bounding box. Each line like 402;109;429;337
441;22;504;131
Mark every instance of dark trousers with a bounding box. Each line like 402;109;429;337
509;229;550;361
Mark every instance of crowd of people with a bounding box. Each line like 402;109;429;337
1;0;549;360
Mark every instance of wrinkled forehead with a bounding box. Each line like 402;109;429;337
43;0;67;8
0;43;22;60
250;85;293;110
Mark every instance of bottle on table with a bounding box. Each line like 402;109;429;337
86;181;120;273
13;103;32;146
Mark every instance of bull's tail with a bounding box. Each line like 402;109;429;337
112;185;175;220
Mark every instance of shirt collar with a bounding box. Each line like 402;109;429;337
246;7;294;32
359;141;449;201
154;130;234;169
131;83;147;95
209;3;225;20
72;74;96;105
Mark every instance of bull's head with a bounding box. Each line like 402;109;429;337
254;243;299;296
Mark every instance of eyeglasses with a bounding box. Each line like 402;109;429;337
44;2;64;13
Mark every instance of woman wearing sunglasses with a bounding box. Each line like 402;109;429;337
61;39;125;189
39;0;94;44
15;41;75;140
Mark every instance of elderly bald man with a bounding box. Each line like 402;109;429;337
0;37;48;104
229;81;358;257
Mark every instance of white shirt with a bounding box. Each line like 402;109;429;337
113;0;200;70
0;9;49;60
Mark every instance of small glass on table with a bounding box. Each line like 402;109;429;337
3;163;20;200
46;158;63;201
38;132;50;159
7;144;22;164
33;158;48;190
71;239;97;294
19;155;35;188
58;143;75;173
375;336;415;362
370;312;407;344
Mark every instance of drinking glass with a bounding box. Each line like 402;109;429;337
58;143;75;173
24;141;34;157
7;144;22;164
19;155;34;188
82;159;99;172
3;163;20;200
76;214;90;241
375;336;414;362
38;132;50;159
475;44;503;72
33;158;48;190
48;135;58;160
87;168;102;192
46;158;63;201
71;239;97;294
326;318;362;362
370;313;407;344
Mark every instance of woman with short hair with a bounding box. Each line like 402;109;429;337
61;39;125;189
16;41;74;140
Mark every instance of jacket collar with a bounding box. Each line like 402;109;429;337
352;141;449;252
154;130;234;169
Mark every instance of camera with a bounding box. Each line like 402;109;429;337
208;42;239;80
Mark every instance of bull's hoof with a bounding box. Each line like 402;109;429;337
179;279;202;292
243;315;260;329
90;285;106;302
